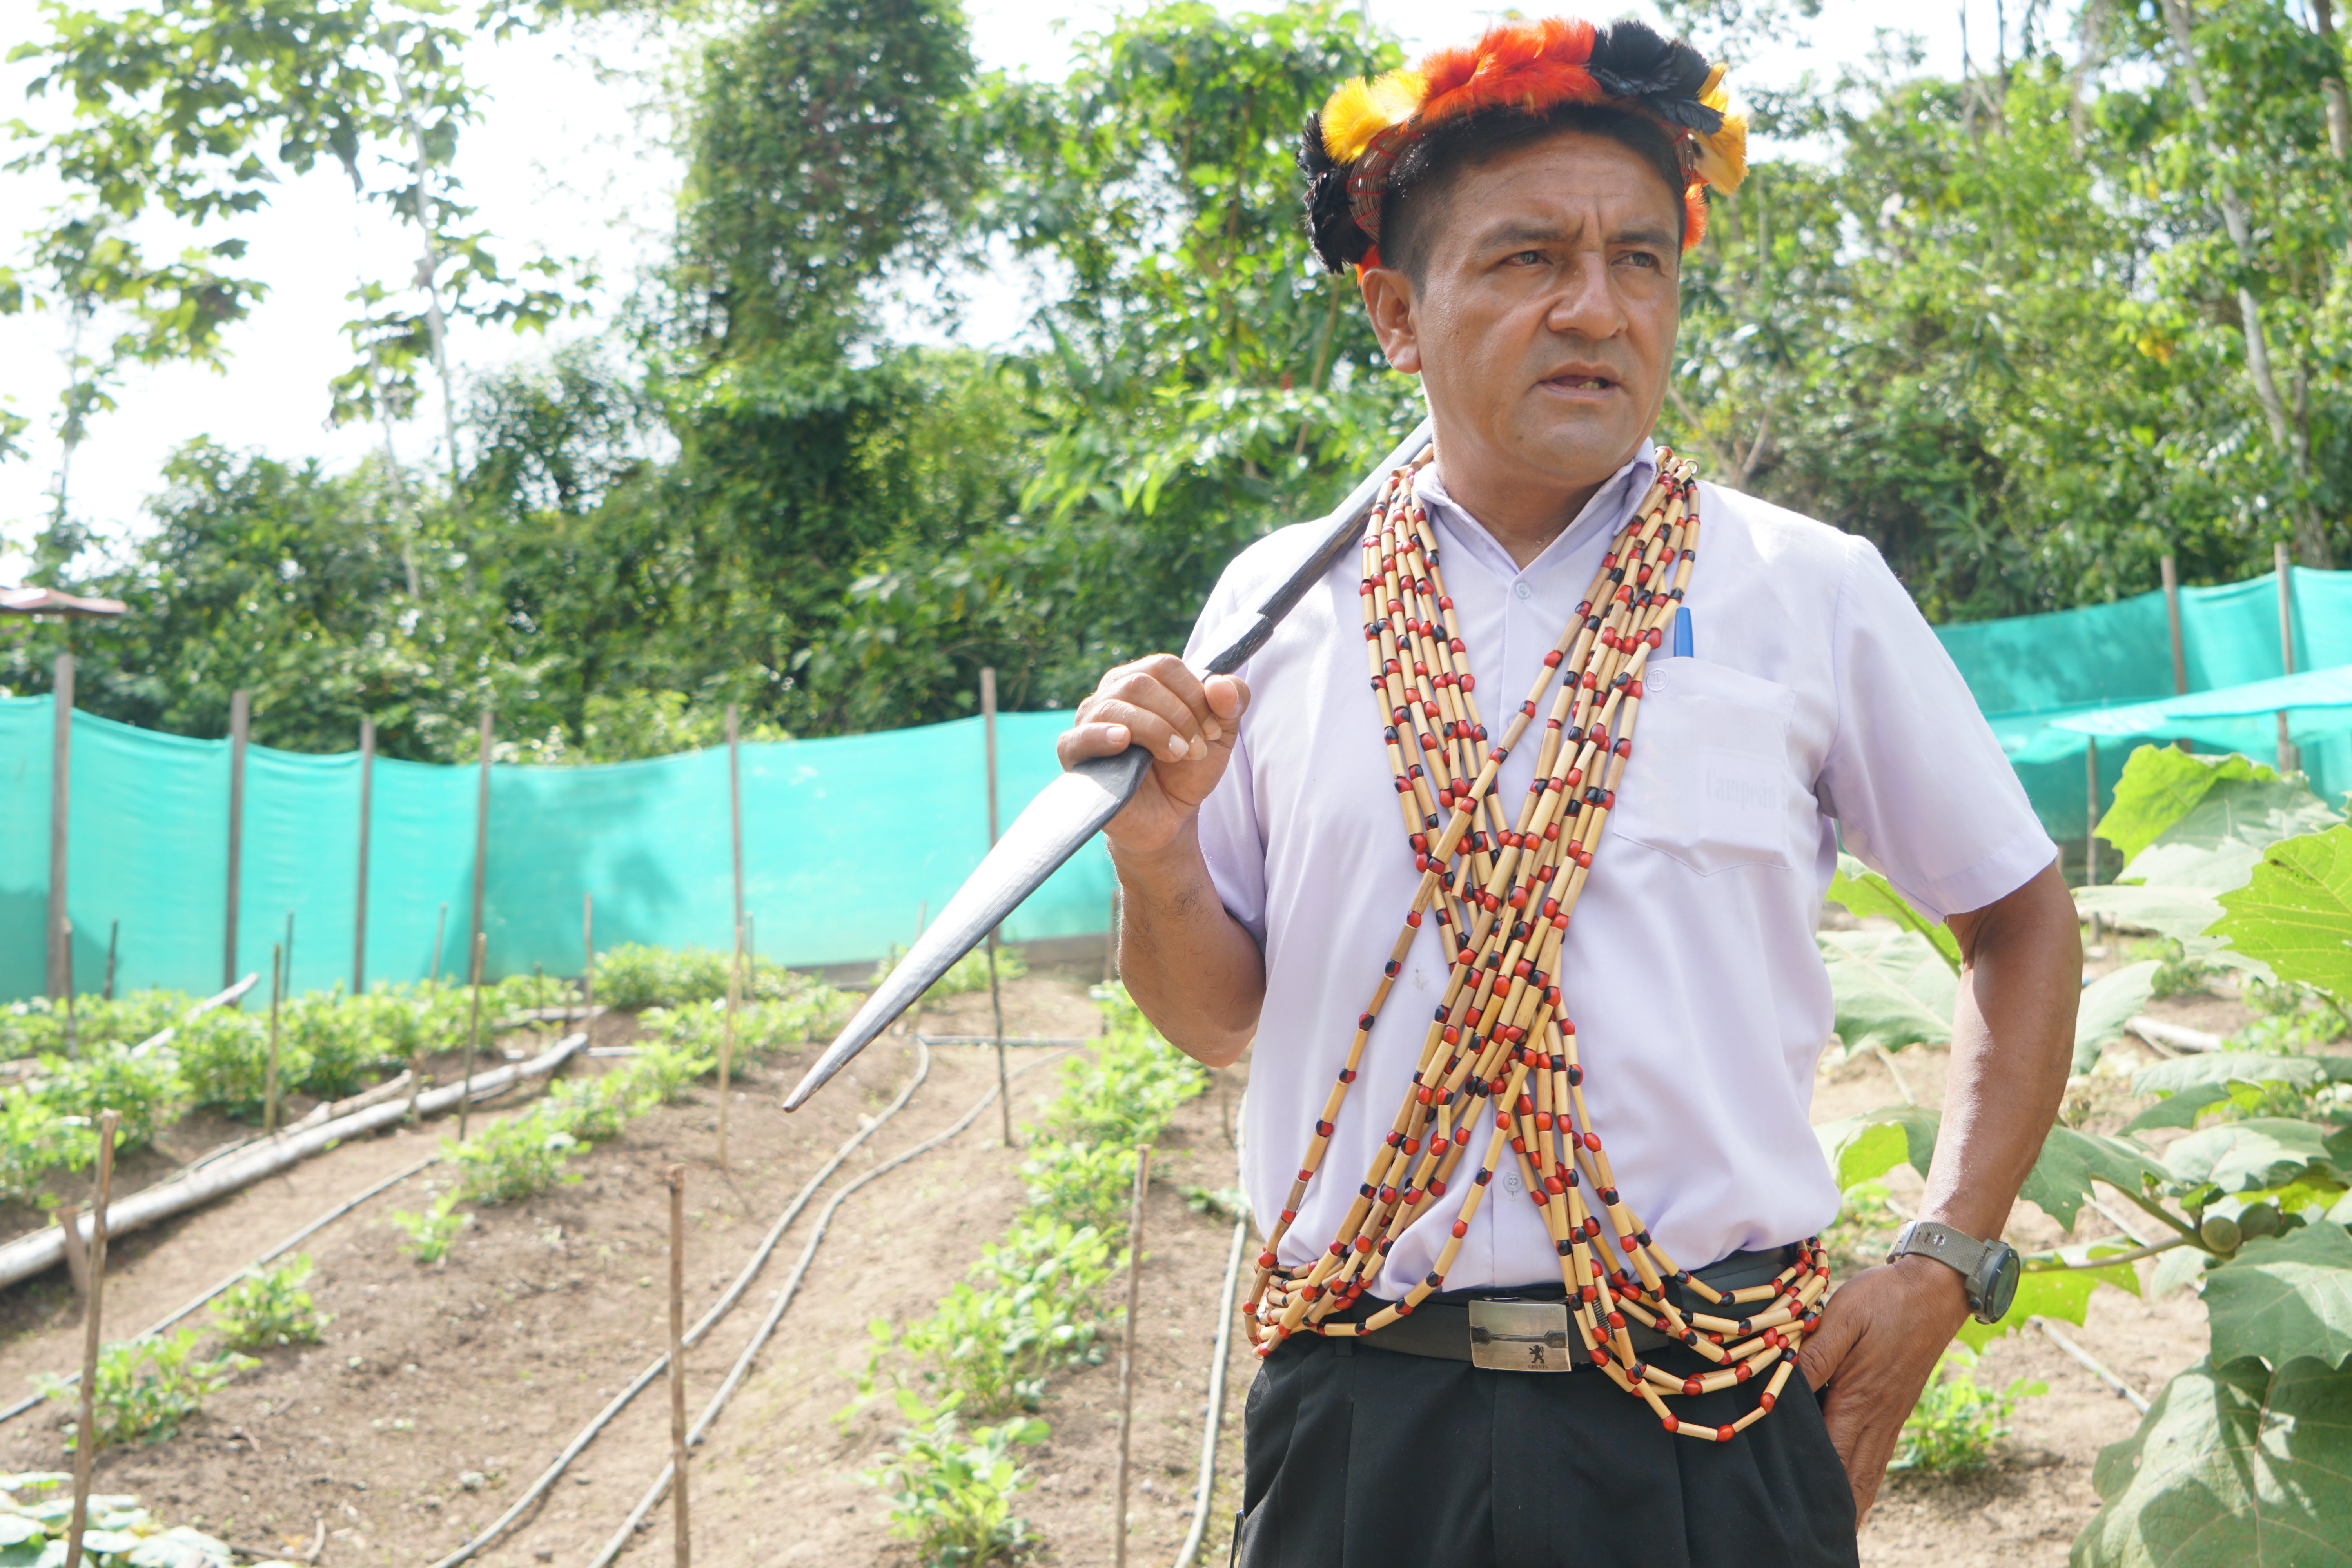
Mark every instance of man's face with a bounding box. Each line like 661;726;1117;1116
1363;131;1681;508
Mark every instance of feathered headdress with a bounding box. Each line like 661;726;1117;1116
1301;17;1746;270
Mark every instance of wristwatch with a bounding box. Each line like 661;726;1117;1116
1887;1220;2021;1325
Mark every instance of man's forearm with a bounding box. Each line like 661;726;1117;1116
1113;824;1266;1068
1923;861;2082;1241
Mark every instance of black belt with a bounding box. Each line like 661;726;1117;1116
1325;1245;1798;1372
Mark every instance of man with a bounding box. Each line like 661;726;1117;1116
1056;18;2080;1566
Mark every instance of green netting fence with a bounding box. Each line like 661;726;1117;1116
0;702;1111;1002
1938;565;2352;839
3;564;2347;1004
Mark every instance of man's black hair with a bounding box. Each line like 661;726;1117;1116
1298;102;1688;283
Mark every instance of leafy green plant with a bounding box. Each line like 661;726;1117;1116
1830;751;2352;1564
628;1037;715;1103
0;1095;96;1204
209;1256;328;1350
881;1221;1116;1417
25;1045;182;1152
1020;1140;1140;1234
1034;988;1206;1146
283;993;395;1098
864;1390;1047;1568
0;1472;236;1564
389;1191;471;1263
445;1109;583;1203
592;943;820;1009
170;1009;302;1120
1892;1347;2045;1474
37;1330;252;1450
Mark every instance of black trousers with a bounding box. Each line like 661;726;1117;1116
1234;1328;1860;1568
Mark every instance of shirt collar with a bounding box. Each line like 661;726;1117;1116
1413;439;1659;579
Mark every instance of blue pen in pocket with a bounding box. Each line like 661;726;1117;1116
1670;606;1693;659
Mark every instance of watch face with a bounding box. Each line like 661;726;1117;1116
1977;1243;2023;1323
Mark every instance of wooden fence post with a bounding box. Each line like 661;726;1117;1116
2276;542;2299;773
981;669;1011;1147
667;1164;691;1568
354;716;375;993
225;690;248;990
62;1109;118;1568
47;653;73;1002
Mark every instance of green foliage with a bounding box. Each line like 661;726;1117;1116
2097;749;2296;867
0;1094;96;1205
2077;1357;2352;1568
209;1256;328;1351
2202;1226;2352;1372
1825;855;1961;970
389;1191;470;1264
444;1110;582;1204
0;993;190;1058
1817;930;1958;1054
2071;962;2165;1075
37;1330;252;1451
2214;826;2352;1002
27;1045;182;1153
0;1472;235;1565
593;944;835;1011
1033;987;1206;1146
636;990;857;1063
882;1222;1116;1417
1021;1142;1142;1235
1891;1348;2044;1473
864;1390;1047;1568
169;1009;294;1119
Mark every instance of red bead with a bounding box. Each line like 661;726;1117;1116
1661;1414;1679;1434
1716;1425;1735;1443
1760;1392;1777;1411
1451;1221;1468;1238
1683;1377;1704;1397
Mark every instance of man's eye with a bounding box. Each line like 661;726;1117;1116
1620;251;1660;269
1508;249;1545;265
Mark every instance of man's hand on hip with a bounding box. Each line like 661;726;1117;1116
1058;655;1250;859
1797;1252;1971;1528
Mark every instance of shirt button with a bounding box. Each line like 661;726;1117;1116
1514;581;1532;600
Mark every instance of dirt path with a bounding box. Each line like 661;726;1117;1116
0;955;2246;1566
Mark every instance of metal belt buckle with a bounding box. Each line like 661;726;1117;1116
1466;1298;1572;1372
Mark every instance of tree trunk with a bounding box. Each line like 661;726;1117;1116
2159;0;2331;566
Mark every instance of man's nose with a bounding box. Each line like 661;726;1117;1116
1543;252;1626;341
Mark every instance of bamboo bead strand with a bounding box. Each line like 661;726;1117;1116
1244;455;1829;1441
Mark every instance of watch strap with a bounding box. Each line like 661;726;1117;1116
1888;1220;1992;1298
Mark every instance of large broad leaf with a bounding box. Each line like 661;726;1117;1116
2120;777;2344;893
1814;1104;1940;1189
1958;1246;2143;1352
2165;1119;2343;1195
1818;929;1958;1054
2074;960;2163;1074
2098;748;2296;865
2203;1224;2352;1373
2021;1125;2171;1230
2075;883;2229;942
2075;1355;2352;1568
2212;825;2352;1003
2124;1055;2352;1134
1826;854;1961;971
2094;748;2285;866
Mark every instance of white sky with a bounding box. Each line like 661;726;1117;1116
0;0;1993;579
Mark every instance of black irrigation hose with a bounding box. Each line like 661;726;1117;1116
428;1042;940;1568
588;1045;1080;1567
0;1154;445;1428
1174;1216;1250;1568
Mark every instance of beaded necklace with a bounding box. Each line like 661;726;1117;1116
1242;450;1829;1443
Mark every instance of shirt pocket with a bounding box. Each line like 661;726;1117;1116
1610;658;1797;875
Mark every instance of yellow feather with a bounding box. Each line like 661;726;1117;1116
1693;107;1748;193
1320;68;1427;163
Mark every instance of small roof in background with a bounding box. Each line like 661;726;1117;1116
0;585;127;618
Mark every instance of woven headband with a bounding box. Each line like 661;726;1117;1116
1310;17;1746;263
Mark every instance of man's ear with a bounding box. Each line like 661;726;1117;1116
1358;265;1421;376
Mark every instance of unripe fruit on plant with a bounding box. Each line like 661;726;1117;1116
2200;1213;2242;1254
2238;1203;2283;1240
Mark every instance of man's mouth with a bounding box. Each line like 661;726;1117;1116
1545;372;1616;392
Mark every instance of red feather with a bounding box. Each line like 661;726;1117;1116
1421;18;1599;126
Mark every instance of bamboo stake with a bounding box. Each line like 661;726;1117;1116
981;669;1012;1148
583;894;595;1016
459;931;486;1141
2160;555;2186;697
225;689;248;991
429;902;448;986
726;704;745;949
719;925;739;1171
355;716;374;993
469;710;492;987
2085;737;2100;889
264;944;284;1134
61;922;76;1059
2276;542;2298;772
102;920;116;1004
1112;1146;1151;1568
283;909;296;1000
62;1109;118;1568
666;1164;691;1568
48;653;73;1004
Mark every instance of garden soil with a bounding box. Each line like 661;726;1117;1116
0;944;2229;1566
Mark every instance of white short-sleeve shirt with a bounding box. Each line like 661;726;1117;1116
1185;441;2054;1296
